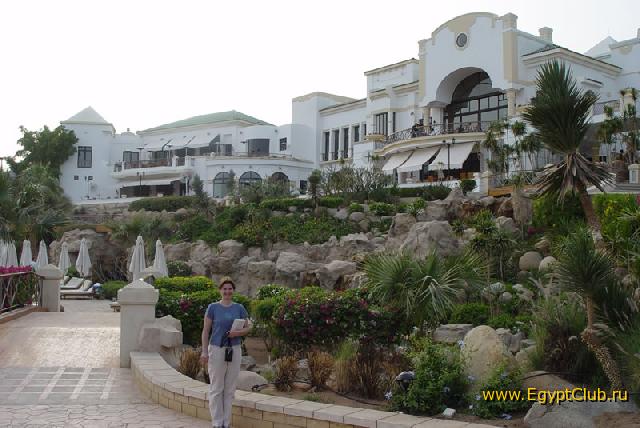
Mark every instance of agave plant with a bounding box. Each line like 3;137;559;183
364;251;485;330
523;60;612;236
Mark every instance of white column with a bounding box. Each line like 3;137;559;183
629;164;640;184
506;89;517;117
36;264;63;312
118;279;159;368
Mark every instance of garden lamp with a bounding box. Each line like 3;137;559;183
395;371;416;392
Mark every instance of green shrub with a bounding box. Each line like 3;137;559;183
449;303;490;326
348;202;364;213
471;365;529;418
259;198;313;211
487;313;515;330
318;196;344;208
154;276;214;293
256;284;290;300
175;214;211;242
533;193;584;229
422;185;451;201
129;196;197;212
460;179;476;194
593;193;638;242
167;261;192;277
368;202;395;216
102;281;127;300
407;199;426;216
391;339;467;415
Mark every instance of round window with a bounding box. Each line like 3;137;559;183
456;33;468;48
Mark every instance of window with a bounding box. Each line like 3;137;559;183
374;113;388;135
363;123;367;136
353;125;360;142
77;146;92;168
88;176;93;181
342;128;349;158
123;151;139;166
239;171;262;187
299;180;308;194
74;175;79;181
270;172;289;184
213;172;232;198
323;131;330;161
213;143;233;156
246;139;270;157
392;112;396;133
333;130;340;160
279;137;287;151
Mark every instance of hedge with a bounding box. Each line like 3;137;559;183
129;196;197;212
318;196;344;208
259;198;313;211
102;281;127;300
154;276;214;293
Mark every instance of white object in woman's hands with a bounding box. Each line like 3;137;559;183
231;319;245;331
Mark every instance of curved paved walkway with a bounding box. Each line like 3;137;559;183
0;301;209;427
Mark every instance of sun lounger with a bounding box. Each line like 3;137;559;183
60;280;94;299
60;277;84;290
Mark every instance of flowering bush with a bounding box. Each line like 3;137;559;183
470;364;529;418
271;287;405;352
0;266;32;275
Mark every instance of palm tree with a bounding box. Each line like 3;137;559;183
364;251;484;330
620;88;638;164
556;228;623;389
523;61;611;237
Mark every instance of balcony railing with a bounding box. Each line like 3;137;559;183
1;270;41;314
320;150;353;163
114;159;172;172
385;121;491;145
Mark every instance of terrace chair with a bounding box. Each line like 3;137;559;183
60;277;84;290
60;280;95;299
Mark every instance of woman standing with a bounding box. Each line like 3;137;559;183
200;277;250;428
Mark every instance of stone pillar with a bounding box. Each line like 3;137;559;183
118;279;159;368
480;171;492;196
422;107;431;124
36;264;63;312
506;89;517;117
629;164;640;184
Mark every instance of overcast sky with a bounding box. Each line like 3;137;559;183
1;0;638;158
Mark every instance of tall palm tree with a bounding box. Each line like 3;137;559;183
523;61;611;237
556;228;623;389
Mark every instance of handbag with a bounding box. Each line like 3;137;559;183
221;331;233;362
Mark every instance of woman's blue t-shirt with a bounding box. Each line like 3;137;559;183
206;302;248;347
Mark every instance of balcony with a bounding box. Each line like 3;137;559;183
320;150;353;164
112;156;195;179
377;122;491;156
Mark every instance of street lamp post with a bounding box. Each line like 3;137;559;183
445;137;456;180
161;141;173;166
136;146;144;169
137;171;145;196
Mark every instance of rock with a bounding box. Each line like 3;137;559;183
515;346;535;371
272;210;286;217
188;260;207;276
462;228;477;241
499;291;513;303
358;219;370;232
523;397;638;428
316;260;357;290
521;339;536;349
189;240;215;265
275;252;311;288
248;247;263;259
332;209;349;221
513;284;535;302
208;256;234;275
622;274;636;287
535;237;551;256
462;325;515;387
400;221;460;258
247;260;276;296
217;240;246;260
422;200;449;221
138;315;183;352
495;216;518;235
489;282;505;294
386;213;417;249
479;196;496;207
175;207;189;217
241;355;257;371
496;197;513;217
442;408;456;418
445;187;464;202
519;251;543;271
522;371;575;392
349;212;366;222
539;256;558;272
433;324;473;344
288;206;297;213
236;371;268;391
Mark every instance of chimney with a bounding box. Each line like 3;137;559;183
539;27;553;43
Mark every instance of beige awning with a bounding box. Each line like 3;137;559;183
397;146;440;173
382;151;412;173
430;142;475;170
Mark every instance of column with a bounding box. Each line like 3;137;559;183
506;89;517;117
422;107;431;124
118;279;159;368
36;264;63;312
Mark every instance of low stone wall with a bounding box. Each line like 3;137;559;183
131;352;491;428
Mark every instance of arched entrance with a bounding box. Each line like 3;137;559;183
213;172;232;198
269;172;289;184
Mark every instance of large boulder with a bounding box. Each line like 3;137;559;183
163;242;192;261
236;371;268;391
421;200;449;221
495;216;518;235
208;256;234;275
433;324;473;344
519;251;543;271
349;212;366;222
138;315;183;352
275;252;311;288
400;221;460;258
316;260;357;290
217;240;246;260
524;399;638;428
522;371;574;392
462;325;515;387
189;240;215;265
246;260;276;296
539;256;558;272
50;228;121;276
386;214;417;249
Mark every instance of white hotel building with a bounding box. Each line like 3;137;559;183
59;12;640;203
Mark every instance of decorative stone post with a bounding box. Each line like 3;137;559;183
630;164;640;184
506;89;517;117
36;264;63;312
480;171;491;196
118;279;159;368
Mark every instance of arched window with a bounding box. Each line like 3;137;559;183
239;171;262;187
445;71;507;129
213;172;231;198
269;172;289;184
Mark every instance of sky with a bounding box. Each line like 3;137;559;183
0;0;639;158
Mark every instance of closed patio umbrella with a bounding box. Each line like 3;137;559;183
35;240;48;269
75;238;92;278
5;242;18;267
0;241;7;267
58;242;71;274
19;240;33;267
152;239;168;278
129;235;146;281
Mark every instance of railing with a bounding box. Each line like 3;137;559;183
207;151;294;159
320;150;353;163
385;121;491;145
114;159;172;171
0;270;41;314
